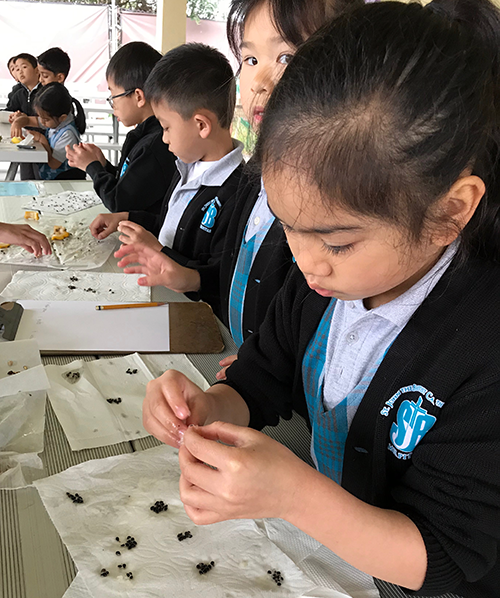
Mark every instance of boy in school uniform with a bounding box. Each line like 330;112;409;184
5;54;40;119
10;48;86;139
66;42;176;215
90;43;244;278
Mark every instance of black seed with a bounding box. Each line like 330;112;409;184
116;537;120;541
116;551;120;556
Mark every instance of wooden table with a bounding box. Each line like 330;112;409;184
0;123;48;181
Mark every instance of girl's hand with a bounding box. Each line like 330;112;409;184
143;370;214;447
216;354;238;380
0;223;51;257
117;221;163;251
114;243;201;293
179;422;307;524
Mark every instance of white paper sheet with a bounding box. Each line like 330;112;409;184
45;353;204;450
2;271;151;303
0;452;44;488
23;190;103;214
16;301;170;354
35;445;316;598
0;340;50;454
0;214;117;270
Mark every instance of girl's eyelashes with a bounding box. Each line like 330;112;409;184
243;56;258;66
278;54;294;66
323;243;354;256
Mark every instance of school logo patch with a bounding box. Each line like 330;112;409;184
200;197;221;233
119;157;130;178
380;384;443;460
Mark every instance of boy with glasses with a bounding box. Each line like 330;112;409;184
66;42;176;214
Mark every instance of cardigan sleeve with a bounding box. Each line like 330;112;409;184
390;376;500;595
222;266;324;429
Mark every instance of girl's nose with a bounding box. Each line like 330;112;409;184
251;65;273;95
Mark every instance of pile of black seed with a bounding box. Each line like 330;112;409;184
100;568;109;577
177;531;192;541
118;563;127;569
117;535;137;550
66;492;83;504
69;276;79;282
150;500;168;514
126;368;138;375
126;572;134;580
84;287;97;293
106;397;122;404
68;285;76;290
65;371;80;383
196;561;215;575
267;570;283;586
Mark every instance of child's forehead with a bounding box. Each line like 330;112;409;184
16;59;34;68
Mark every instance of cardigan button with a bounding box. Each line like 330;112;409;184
354;446;368;454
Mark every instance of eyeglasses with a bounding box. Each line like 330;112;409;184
106;89;135;108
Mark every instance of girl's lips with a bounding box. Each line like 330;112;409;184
253;107;265;123
307;282;335;297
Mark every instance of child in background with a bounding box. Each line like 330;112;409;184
30;82;85;179
90;43;243;279
115;0;362;370
6;53;40;118
142;1;500;596
6;56;22;101
11;48;86;140
66;42;176;215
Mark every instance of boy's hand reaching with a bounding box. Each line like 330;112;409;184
66;143;106;171
90;212;129;240
114;242;201;293
117;221;163;251
9;110;23;123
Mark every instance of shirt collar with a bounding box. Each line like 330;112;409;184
175;139;244;189
347;240;459;329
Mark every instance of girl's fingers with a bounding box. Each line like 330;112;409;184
122;266;147;275
116;254;141;267
178;444;220;494
182;423;249;470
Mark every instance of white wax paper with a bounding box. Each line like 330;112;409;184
35;445;316;598
45;354;153;450
23;190;102;214
0;340;49;453
0;451;44;488
0;214;117;270
2;271;151;303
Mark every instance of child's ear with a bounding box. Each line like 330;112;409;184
194;112;213;139
432;174;485;245
56;73;65;84
134;89;147;108
59;113;69;124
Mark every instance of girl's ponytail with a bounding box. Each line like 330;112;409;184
71;97;86;134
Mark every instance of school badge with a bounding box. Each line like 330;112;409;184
200;197;221;233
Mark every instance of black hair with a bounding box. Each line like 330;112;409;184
144;43;236;129
227;0;364;59
37;47;71;78
34;82;86;134
257;0;500;263
106;41;161;91
7;56;17;70
15;53;37;69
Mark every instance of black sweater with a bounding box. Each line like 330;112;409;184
5;84;40;116
86;115;176;215
196;166;293;335
129;163;244;307
224;259;500;598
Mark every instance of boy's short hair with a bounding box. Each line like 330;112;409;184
144;43;236;129
15;53;37;69
7;56;18;69
106;42;162;91
37;47;71;78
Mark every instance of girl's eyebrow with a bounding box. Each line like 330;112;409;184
240;36;289;50
267;202;362;234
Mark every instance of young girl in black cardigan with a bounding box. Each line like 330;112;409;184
142;1;500;596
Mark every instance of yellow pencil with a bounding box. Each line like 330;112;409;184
95;302;166;311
